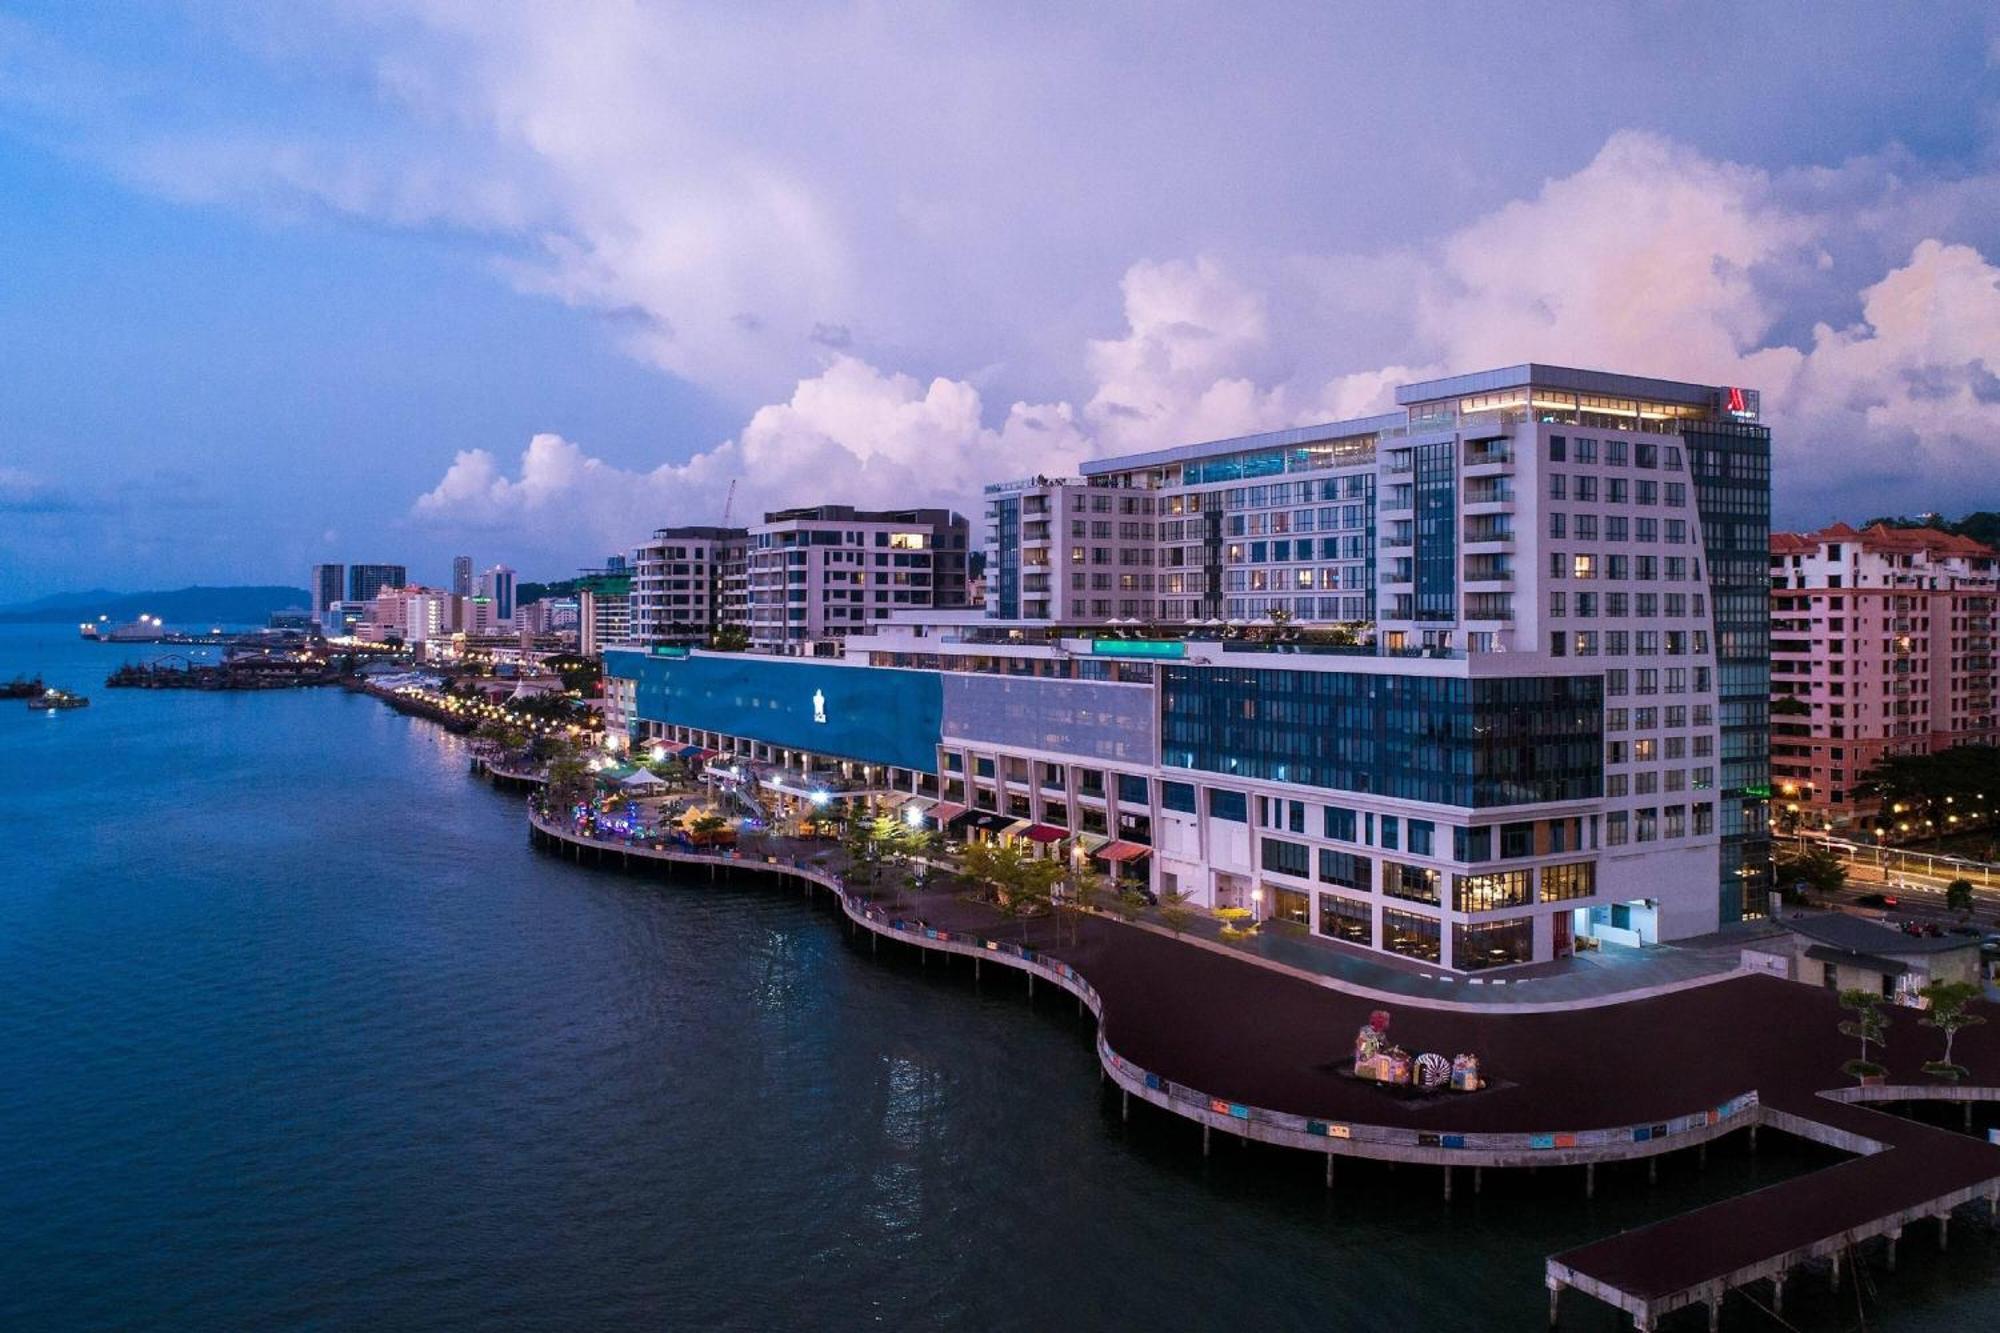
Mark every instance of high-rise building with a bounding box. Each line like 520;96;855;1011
476;565;517;621
1769;522;2000;832
348;564;408;603
310;564;345;619
746;505;969;652
605;363;1772;971
577;572;633;657
630;526;749;645
452;555;473;597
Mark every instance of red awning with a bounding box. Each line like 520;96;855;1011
1022;823;1068;844
930;802;967;824
1095;840;1152;862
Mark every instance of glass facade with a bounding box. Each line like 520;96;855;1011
1687;420;1772;920
1161;667;1602;807
1414;441;1457;622
992;495;1019;619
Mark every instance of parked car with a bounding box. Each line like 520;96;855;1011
1857;891;1898;909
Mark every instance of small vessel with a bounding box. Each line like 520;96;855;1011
26;688;89;711
0;674;45;699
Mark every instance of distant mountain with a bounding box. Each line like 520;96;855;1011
0;585;312;625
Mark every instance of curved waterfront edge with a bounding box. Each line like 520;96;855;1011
525;804;1764;1171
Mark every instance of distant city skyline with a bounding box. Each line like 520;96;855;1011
2;3;1999;602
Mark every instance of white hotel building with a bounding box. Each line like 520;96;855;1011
607;365;1772;971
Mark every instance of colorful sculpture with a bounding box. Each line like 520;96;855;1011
1414;1053;1451;1089
1450;1053;1483;1092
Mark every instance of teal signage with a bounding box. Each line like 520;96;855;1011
1089;638;1187;660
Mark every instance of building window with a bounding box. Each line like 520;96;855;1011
1452;869;1532;912
1260;837;1311;879
1161;781;1197;814
1383;908;1442;963
1539;861;1596;903
1208;788;1248;823
1317;848;1371;891
1324;806;1358;841
1317;891;1372;945
1455;917;1534;970
1382;861;1441;905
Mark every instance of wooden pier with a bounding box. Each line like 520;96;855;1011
522;806;2000;1326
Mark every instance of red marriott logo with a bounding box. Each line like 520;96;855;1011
1724;386;1747;413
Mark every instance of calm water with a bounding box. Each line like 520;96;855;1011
3;622;1999;1332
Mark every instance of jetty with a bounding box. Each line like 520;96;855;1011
523;803;2000;1328
106;657;341;691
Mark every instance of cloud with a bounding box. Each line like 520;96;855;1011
0;467;88;513
408;126;2000;555
413;354;1089;556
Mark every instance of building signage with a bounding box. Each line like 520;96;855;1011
1721;386;1761;421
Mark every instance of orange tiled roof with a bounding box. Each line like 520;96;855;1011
1769;522;1997;560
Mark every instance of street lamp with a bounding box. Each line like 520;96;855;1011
1250;886;1264;922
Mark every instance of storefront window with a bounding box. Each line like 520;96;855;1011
1271;887;1310;926
1384;908;1442;962
1454;916;1534;970
1317;892;1372;945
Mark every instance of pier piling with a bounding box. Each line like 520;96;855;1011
1585;1163;1596;1200
1325;1152;1335;1189
1443;1166;1452;1202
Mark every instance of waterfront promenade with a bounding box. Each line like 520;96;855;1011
527;803;2000;1329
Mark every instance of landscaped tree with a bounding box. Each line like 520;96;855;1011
840;803;876;881
1158;884;1196;937
1946;877;1977;916
1013;856;1065;943
709;623;752;653
1063;864;1108;947
1919;980;1986;1080
1838;988;1890;1081
1772;844;1848;900
543;748;593;818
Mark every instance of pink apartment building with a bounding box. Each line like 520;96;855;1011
1770;522;2000;831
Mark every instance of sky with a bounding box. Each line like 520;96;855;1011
1;1;1999;601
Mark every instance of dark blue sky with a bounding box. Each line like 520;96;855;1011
2;2;1998;600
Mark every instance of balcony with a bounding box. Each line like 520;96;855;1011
1464;441;1513;469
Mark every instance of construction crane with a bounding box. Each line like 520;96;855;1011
720;477;737;527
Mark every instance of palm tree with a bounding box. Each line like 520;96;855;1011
1157;884;1196;937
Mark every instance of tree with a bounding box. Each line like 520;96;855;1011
1109;887;1147;922
1011;856;1064;942
688;812;730;844
840;803;877;882
1063;864;1107;947
1920;980;1986;1079
543;748;592;817
1838;989;1889;1080
710;623;752;652
1946;878;1976;915
1773;844;1848;900
1158;884;1196;937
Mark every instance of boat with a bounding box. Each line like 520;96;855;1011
26;688;89;711
0;674;45;699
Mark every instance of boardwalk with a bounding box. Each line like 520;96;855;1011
527;808;2000;1327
